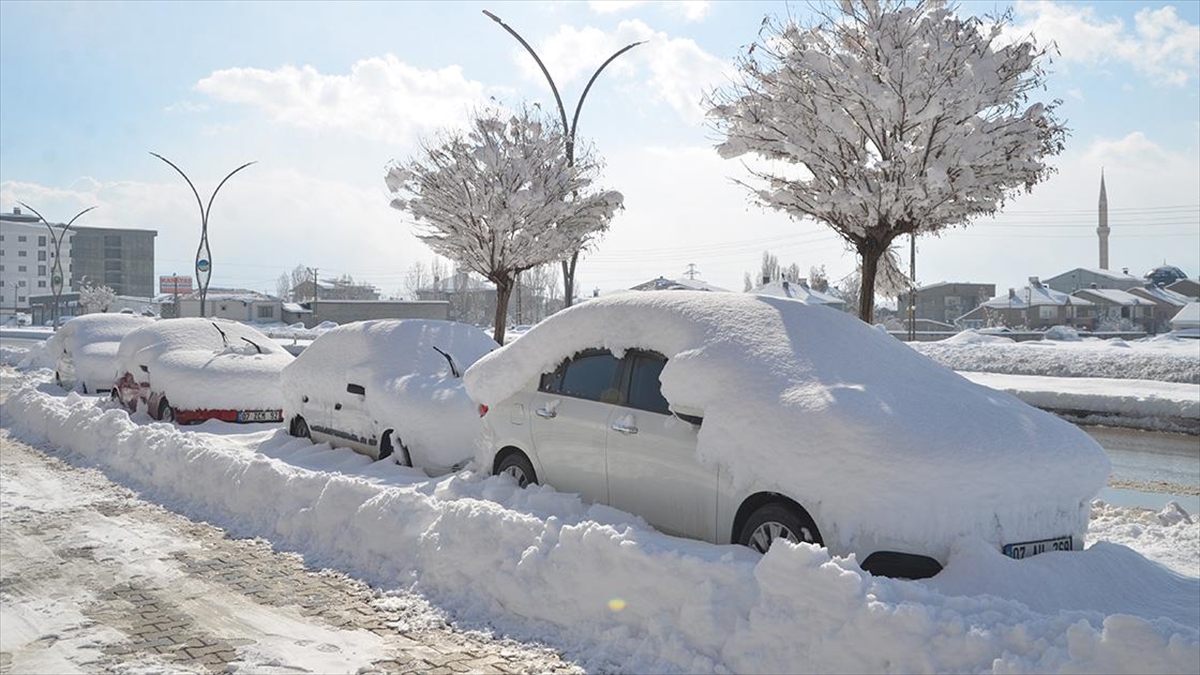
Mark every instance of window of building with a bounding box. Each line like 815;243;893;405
18;265;26;272
37;280;45;288
0;280;4;287
104;235;121;247
38;250;46;261
18;250;26;257
38;265;45;276
38;236;46;246
1039;306;1056;319
257;305;275;319
17;235;26;242
18;295;26;303
104;260;122;271
18;280;26;287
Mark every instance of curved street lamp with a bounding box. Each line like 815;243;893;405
151;153;256;317
483;9;644;307
18;202;98;329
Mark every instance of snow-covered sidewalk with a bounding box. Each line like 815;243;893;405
959;372;1200;433
3;367;1198;674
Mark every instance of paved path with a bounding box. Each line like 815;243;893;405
0;425;581;674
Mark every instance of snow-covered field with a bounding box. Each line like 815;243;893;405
3;367;1198;674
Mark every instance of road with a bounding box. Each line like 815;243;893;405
0;370;581;674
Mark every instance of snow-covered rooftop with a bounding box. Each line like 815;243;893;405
982;285;1093;309
750;279;844;306
1172;302;1200;329
1072;288;1151;306
630;276;730;293
1131;286;1192;307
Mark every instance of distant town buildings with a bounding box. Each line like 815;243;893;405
0;207;73;315
70;226;158;297
912;282;995;325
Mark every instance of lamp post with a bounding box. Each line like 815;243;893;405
151;153;255;317
483;9;644;307
18;202;97;329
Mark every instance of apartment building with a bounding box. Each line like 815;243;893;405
0;207;74;315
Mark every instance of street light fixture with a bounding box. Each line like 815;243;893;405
18;202;97;329
151;152;255;317
483;9;644;307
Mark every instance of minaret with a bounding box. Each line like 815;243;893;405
1097;170;1110;270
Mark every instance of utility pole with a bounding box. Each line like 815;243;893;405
310;267;319;326
908;233;917;341
684;263;700;281
483;9;644;308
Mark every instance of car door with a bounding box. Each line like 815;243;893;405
528;349;620;505
604;350;718;542
330;379;378;456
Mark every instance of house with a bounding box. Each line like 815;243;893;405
1170;302;1199;332
749;278;845;309
957;278;1094;330
1167;278;1199;299
1043;267;1141;294
912;282;995;326
1070;287;1154;332
630;276;730;292
175;289;283;323
291;299;450;327
1127;285;1192;333
291;278;379;302
416;273;497;326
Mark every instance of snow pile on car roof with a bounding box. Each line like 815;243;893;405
46;313;155;390
465;292;1110;558
115;318;293;411
281;320;497;470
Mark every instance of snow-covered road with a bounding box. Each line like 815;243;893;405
3;366;1198;674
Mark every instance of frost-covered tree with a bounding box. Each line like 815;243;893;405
386;107;623;343
79;283;117;314
708;0;1066;321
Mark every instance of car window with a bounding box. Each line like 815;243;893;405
625;351;670;415
541;349;621;404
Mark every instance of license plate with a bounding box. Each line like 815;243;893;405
1003;536;1073;559
237;410;280;423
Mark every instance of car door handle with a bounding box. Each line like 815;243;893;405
611;421;638;435
334;403;342;410
535;407;556;419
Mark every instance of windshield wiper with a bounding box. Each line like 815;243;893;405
431;346;460;377
240;337;264;354
211;322;229;346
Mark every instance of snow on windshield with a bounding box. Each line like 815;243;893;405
465;291;1110;557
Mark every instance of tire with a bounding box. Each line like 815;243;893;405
291;416;311;439
81;383;89;395
495;452;537;488
379;430;411;466
158;398;175;424
738;502;823;554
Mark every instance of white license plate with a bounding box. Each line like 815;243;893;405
237;410;280;423
1003;536;1073;559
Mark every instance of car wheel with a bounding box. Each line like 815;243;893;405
158;398;175;424
379;430;412;466
54;371;63;388
291;416;311;439
81;383;89;394
738;502;823;554
495;452;538;488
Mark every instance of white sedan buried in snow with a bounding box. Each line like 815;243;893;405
114;318;294;424
281;320;498;474
47;313;155;393
465;292;1110;579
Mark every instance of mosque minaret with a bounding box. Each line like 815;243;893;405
1097;170;1110;270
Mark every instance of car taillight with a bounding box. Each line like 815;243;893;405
478;404;489;417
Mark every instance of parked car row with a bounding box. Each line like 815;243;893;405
46;293;1110;577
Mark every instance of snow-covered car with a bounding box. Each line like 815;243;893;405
281;319;498;474
465;292;1110;579
114;318;294;424
47;313;155;393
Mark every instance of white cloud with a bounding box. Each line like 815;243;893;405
164;100;208;114
194;55;489;145
667;2;711;22
588;0;648;14
1008;1;1200;86
515;20;732;124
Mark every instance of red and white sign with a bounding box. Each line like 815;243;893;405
160;275;194;294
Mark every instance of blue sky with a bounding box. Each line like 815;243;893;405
2;0;1197;299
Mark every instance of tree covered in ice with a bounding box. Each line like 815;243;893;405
386;106;622;343
708;0;1067;321
79;283;117;314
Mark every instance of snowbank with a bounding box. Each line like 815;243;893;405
3;375;1197;674
280;320;498;469
114;318;293;411
912;333;1200;384
959;372;1200;423
466;292;1109;562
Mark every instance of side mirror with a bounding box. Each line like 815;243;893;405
347;383;365;396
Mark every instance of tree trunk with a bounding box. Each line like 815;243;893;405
858;242;882;324
561;253;578;308
493;277;513;345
